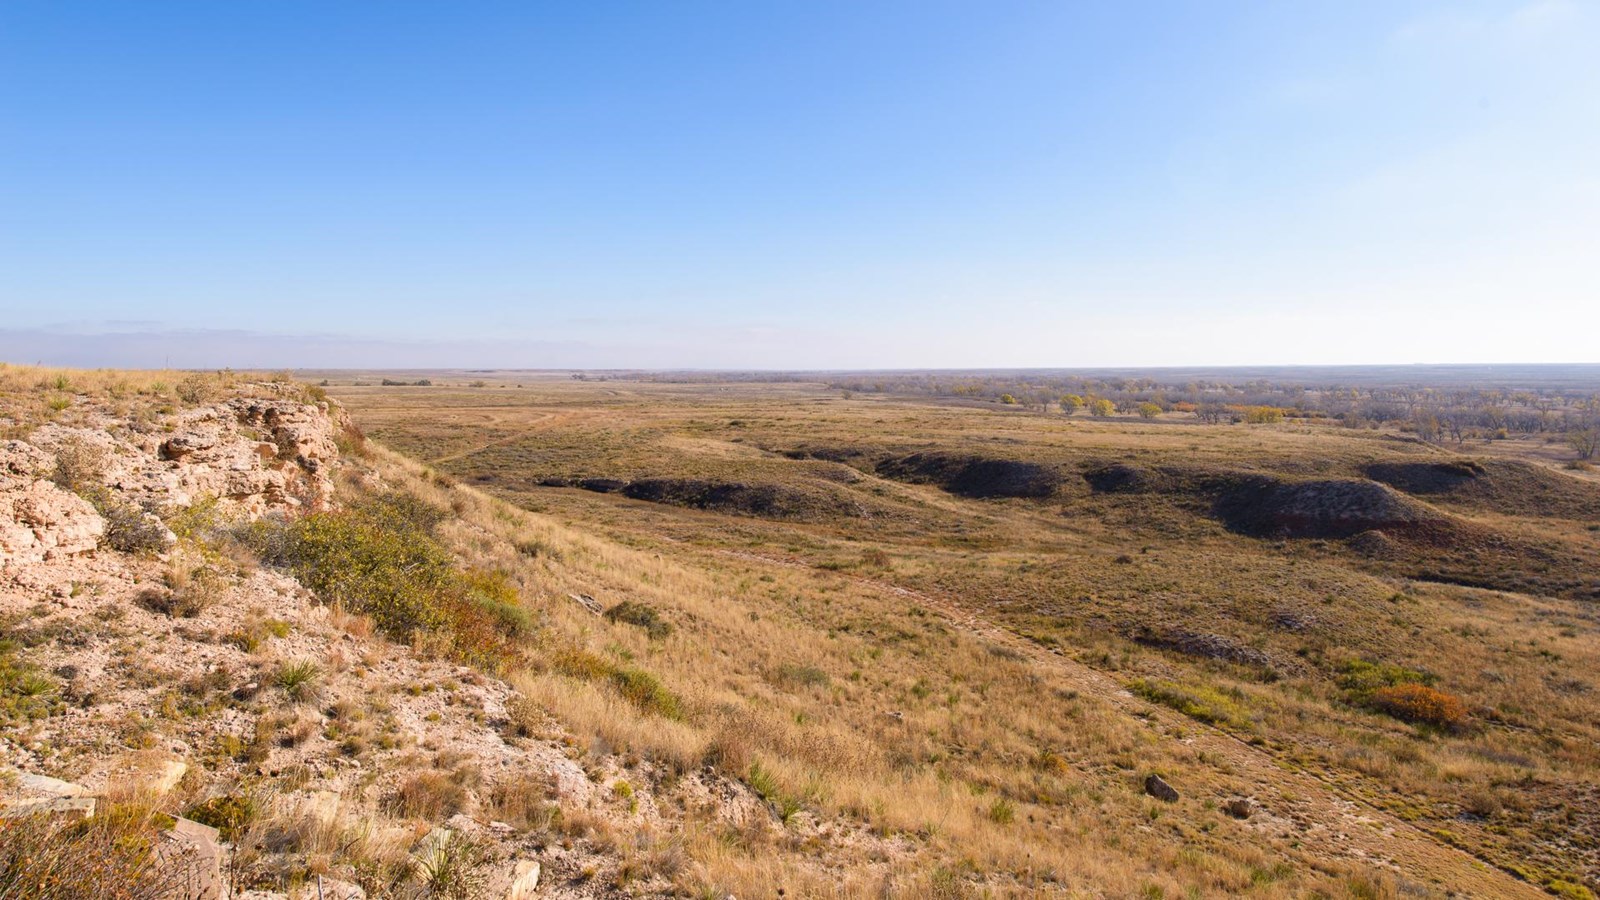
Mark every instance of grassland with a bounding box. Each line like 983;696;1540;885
329;374;1600;898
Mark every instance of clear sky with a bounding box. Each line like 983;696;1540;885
2;1;1597;369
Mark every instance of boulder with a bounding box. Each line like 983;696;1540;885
508;860;541;899
159;432;219;461
1;479;105;564
1144;774;1179;802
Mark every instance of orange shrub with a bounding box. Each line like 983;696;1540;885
1371;683;1467;730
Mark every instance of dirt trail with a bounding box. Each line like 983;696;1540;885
714;547;1547;899
426;411;569;465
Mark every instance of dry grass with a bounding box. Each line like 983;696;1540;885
331;376;1600;896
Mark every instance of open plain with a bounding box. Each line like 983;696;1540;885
325;372;1600;897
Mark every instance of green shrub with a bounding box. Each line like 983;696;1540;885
610;666;683;720
987;796;1016;824
1338;659;1434;703
771;663;830;689
746;761;802;822
1130;678;1252;730
0;641;58;727
182;793;258;842
245;492;532;671
604;600;673;640
461;569;536;637
274;660;321;702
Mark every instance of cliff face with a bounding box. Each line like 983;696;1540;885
2;389;342;572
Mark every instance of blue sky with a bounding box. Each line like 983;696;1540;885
2;1;1597;368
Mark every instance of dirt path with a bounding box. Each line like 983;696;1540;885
713;547;1548;898
425;411;569;465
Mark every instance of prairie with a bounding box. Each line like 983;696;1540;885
329;373;1600;897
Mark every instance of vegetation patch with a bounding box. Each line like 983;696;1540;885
245;492;533;671
604;600;673;639
0;639;58;727
0;802;187;899
1129;678;1254;730
1369;683;1468;731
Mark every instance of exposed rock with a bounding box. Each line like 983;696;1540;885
1212;476;1453;540
159;431;219;460
876;452;1062;499
1083;462;1169;494
1349;529;1401;559
0;477;105;565
165;816;224;900
12;771;89;798
0;796;97;820
1129;626;1275;670
290;877;366;900
1144;774;1179;802
508;860;542;899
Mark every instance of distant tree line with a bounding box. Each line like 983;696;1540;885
822;374;1600;459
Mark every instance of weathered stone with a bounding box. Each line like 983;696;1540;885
159;432;218;460
14;771;89;798
0;479;105;564
152;758;189;795
164;816;224;900
508;860;542;899
290;876;366;900
1144;774;1179;802
1;796;96;820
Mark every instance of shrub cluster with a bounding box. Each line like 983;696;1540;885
604;600;673;640
245;493;534;671
1370;684;1468;731
1339;659;1467;730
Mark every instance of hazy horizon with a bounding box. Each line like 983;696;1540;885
4;1;1598;368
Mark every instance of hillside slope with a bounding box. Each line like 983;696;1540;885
0;368;1571;898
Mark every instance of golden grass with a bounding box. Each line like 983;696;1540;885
337;377;1600;897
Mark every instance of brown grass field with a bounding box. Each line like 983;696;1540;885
321;373;1600;898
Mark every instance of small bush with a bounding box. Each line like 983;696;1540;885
987;796;1016;824
486;774;560;831
391;771;468;821
183;793;258;842
0;640;59;726
246;492;526;670
412;831;486;900
274;660;322;703
747;761;802;822
175;373;224;405
138;563;225;618
771;663;830;689
49;437;107;492
604;600;673;640
1130;678;1252;730
1370;684;1467;730
1338;659;1434;703
609;666;683;720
